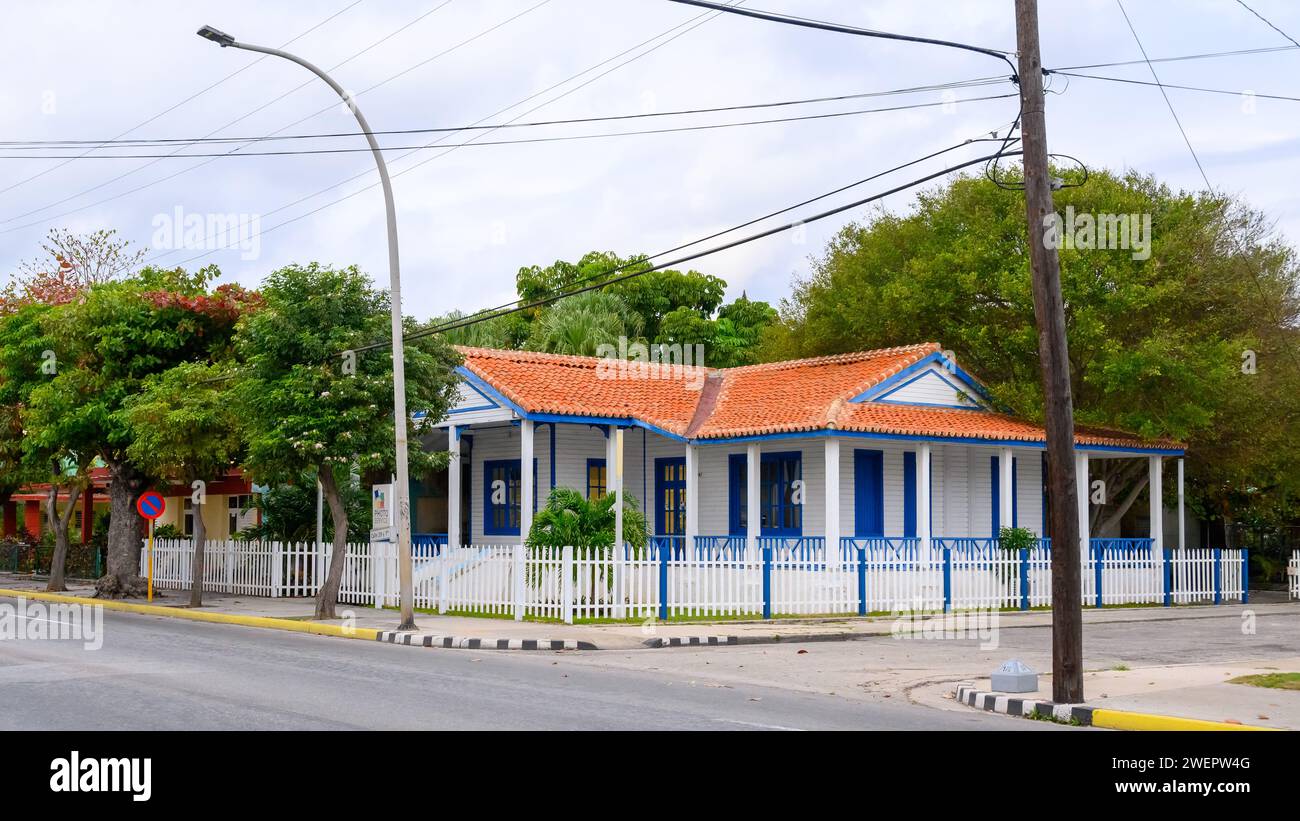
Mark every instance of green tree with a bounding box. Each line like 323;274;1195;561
233;262;460;619
0;302;97;590
525;291;645;356
769;169;1300;528
47;267;256;596
123;362;243;606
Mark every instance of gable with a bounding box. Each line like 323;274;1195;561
851;353;990;410
443;378;515;425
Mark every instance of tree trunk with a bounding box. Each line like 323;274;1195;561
190;491;206;607
313;467;351;620
97;458;150;597
1098;474;1149;536
45;483;82;592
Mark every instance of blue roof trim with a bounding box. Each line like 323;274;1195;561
455;367;526;417
873;367;986;410
852;352;995;406
694;427;1183;455
448;378;503;414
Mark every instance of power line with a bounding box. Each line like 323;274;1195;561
105;1;746;275
0;0;511;229
1114;0;1212;190
0;76;1008;149
1051;43;1298;71
666;0;1016;62
357;145;1025;352
0;92;1016;160
1235;0;1300;49
1047;70;1300;102
402;121;1018;343
0;0;367;199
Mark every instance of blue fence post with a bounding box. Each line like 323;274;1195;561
1094;543;1104;608
1213;548;1222;605
762;543;773;620
1019;548;1029;611
856;547;867;616
942;545;952;613
1163;548;1172;607
1241;548;1249;604
657;543;669;622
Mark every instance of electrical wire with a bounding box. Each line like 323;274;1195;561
0;92;1016;160
1235;0;1300;49
356;145;1025;352
0;0;366;199
1047;70;1300;102
0;76;1008;149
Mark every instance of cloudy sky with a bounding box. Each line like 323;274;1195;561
0;0;1296;321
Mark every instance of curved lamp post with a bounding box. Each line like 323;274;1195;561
197;25;417;630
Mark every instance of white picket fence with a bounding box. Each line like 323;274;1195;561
142;538;1247;622
1289;551;1299;601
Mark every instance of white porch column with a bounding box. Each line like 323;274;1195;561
1176;457;1185;551
1075;451;1089;552
520;419;534;541
917;443;932;552
447;426;461;549
746;443;760;557
824;438;841;560
612;426;625;618
999;446;1014;534
610;426;624;550
1149;455;1164;552
684;443;699;552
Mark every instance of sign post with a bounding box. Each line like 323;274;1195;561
136;492;166;602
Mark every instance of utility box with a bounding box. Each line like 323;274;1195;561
991;659;1038;693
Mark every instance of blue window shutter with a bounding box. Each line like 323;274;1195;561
728;454;746;536
903;452;917;538
853;450;884;537
991;455;1000;537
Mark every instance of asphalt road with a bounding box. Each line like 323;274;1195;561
0;604;1051;731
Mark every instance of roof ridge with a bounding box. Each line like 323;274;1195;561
720;342;940;374
454;344;711;371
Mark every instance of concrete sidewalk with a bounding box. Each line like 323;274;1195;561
4;572;1297;651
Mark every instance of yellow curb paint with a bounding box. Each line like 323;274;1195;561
0;588;379;641
1091;708;1276;732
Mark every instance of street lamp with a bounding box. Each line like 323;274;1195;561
198;24;418;631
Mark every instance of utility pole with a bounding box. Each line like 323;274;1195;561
1014;0;1084;703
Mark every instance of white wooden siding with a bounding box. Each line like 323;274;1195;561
873;364;985;408
462;422;1049;540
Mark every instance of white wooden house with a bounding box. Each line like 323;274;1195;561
430;342;1188;559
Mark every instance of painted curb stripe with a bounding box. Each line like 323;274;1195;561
374;631;593;651
1091;708;1276;732
0;588;379;641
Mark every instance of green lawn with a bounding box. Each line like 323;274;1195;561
1228;672;1300;690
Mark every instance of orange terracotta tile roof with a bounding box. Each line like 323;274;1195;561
455;344;1181;451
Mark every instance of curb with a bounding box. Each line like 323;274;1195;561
376;631;595;651
954;684;1276;730
643;635;738;648
956;683;1095;725
0;588;379;642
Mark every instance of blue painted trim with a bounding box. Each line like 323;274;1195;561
481;458;537;536
727;453;746;536
851;352;996;405
759;451;803;538
1094;544;1104;608
586;457;607;500
654;456;687;536
873;368;986;410
549;424;556;491
1012;456;1018;528
990;456;1000;538
694;428;1183;454
902;452;917;539
658;548;669;621
641;428;648;520
762;544;772;619
853;449;884;538
873;399;988;410
455;367;525;416
856;548;867;615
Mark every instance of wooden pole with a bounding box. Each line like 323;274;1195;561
1014;0;1084;703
